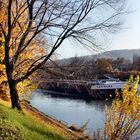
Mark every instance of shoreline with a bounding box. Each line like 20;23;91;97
0;98;91;140
21;101;91;140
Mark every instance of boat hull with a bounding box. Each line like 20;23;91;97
41;83;120;99
39;78;140;100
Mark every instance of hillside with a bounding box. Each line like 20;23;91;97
95;49;140;61
57;49;140;65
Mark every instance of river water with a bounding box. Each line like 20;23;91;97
29;89;111;137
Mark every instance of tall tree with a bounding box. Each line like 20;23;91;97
0;0;127;110
96;58;113;75
0;0;45;108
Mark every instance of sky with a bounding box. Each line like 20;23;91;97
56;0;140;59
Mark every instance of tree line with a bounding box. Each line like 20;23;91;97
40;55;140;81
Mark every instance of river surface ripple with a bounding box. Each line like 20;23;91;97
29;89;111;137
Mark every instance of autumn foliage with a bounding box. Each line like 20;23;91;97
105;76;140;139
0;1;45;100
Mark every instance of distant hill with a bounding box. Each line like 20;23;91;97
94;49;140;61
57;49;140;65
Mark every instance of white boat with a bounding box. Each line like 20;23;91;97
91;79;126;90
88;77;140;99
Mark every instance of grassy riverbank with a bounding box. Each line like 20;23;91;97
0;99;90;140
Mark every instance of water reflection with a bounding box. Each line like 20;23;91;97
29;89;111;136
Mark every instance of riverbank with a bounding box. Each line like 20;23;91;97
0;99;91;140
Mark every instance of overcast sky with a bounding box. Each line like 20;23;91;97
56;0;140;59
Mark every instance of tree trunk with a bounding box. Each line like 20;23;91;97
8;79;21;110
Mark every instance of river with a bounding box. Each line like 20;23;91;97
29;89;111;137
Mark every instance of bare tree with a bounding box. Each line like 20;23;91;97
0;0;127;110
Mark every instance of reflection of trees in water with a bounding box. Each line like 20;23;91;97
85;100;112;112
34;89;112;112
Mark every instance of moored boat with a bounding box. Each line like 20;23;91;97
89;77;140;99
